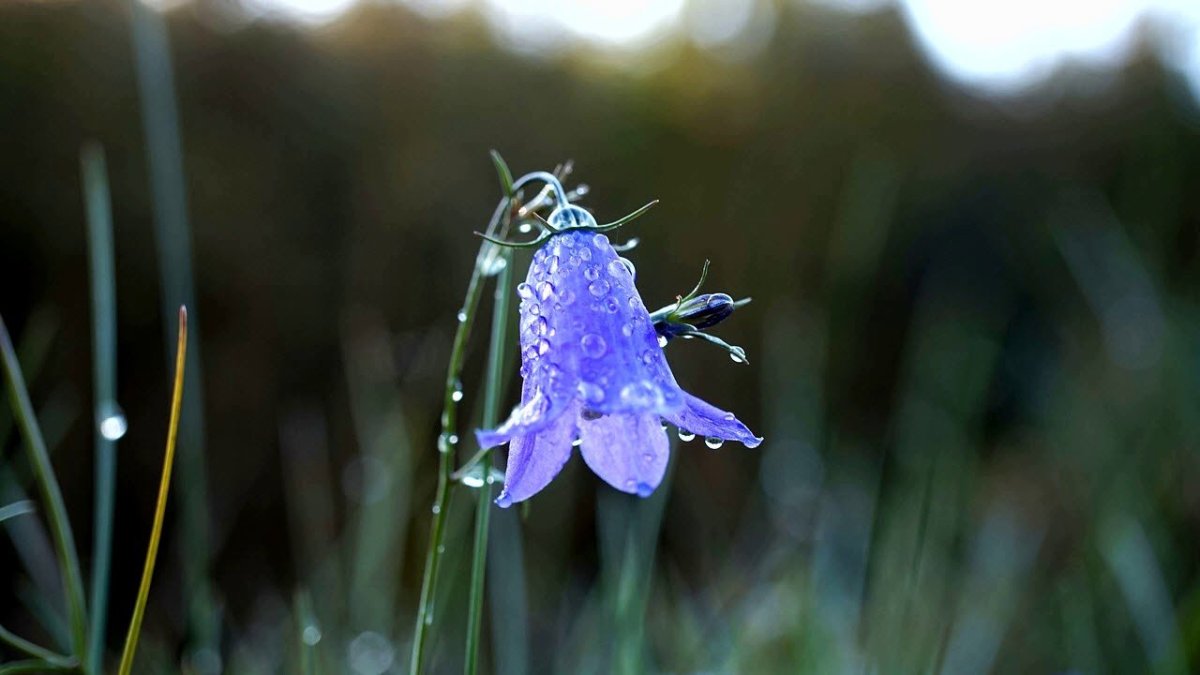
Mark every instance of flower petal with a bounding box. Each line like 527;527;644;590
578;412;669;497
495;400;581;507
665;392;762;448
476;361;576;449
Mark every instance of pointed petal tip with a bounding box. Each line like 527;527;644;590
475;428;506;450
743;435;764;449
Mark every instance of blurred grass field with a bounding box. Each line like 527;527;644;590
2;0;1200;673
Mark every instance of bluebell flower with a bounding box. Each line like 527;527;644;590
476;206;762;507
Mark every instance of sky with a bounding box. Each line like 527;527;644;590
223;0;1200;100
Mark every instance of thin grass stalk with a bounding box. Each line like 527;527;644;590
410;195;511;675
0;623;74;667
117;307;188;675
464;246;513;674
127;0;216;652
81;142;120;674
0;314;88;666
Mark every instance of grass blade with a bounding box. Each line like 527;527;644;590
81;141;121;674
0;500;35;523
117;306;188;675
0;313;88;665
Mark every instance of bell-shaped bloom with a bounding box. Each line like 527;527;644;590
477;227;761;507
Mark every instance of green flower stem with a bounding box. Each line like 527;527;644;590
81;142;119;675
464;246;512;674
410;195;511;675
0;314;88;665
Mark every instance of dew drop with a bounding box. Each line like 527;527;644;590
622;323;634;337
548;255;560;274
641;350;655;365
461;472;485;488
730;352;745;364
537;280;555;301
495;492;513;508
678;429;696;442
607;259;627;277
302;625;322;646
431;504;442;515
518;222;533;234
628;297;640;309
620;380;660;407
657;335;669;348
99;407;128;441
528;302;541;315
447;434;459;445
624;479;637;490
560;289;576;305
572;437;583;447
620;257;637;278
451;379;464;402
347;631;395;675
578;381;605;404
456;311;468;323
588;279;610;297
524;346;539;361
568;255;581;268
604;297;620;313
636;482;654;497
641;452;654;464
593;233;609;248
584;265;600;281
538;338;551;355
517;283;534;299
581;334;607;358
704;437;725;450
578;247;592;261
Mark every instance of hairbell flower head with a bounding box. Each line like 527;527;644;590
476;197;761;507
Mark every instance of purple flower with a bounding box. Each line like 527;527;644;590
476;220;761;507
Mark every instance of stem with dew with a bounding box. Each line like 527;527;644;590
464;245;512;674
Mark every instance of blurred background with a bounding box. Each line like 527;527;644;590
1;0;1199;672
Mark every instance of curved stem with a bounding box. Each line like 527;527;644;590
117;307;187;675
0;314;88;667
410;196;511;675
0;623;75;667
512;171;568;206
464;246;512;674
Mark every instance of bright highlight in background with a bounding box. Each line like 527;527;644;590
237;0;1200;99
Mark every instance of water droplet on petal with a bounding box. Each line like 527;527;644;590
517;283;534;299
524;346;538;361
621;257;636;278
622;323;634;337
624;479;637;490
548;255;560;274
578;381;605;404
593;233;609;248
528;302;540;315
560;289;576;305
496;492;513;507
538;338;551;355
608;259;627;277
581;334;607;358
641;350;655;365
568;255;581;267
584;265;600;281
588;279;610;297
641;452;654;464
636;482;654;497
604;297;619;313
620;380;660;407
628;297;639;309
537;280;555;300
678;429;696;442
657;335;668;348
704;437;725;450
579;247;592;261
